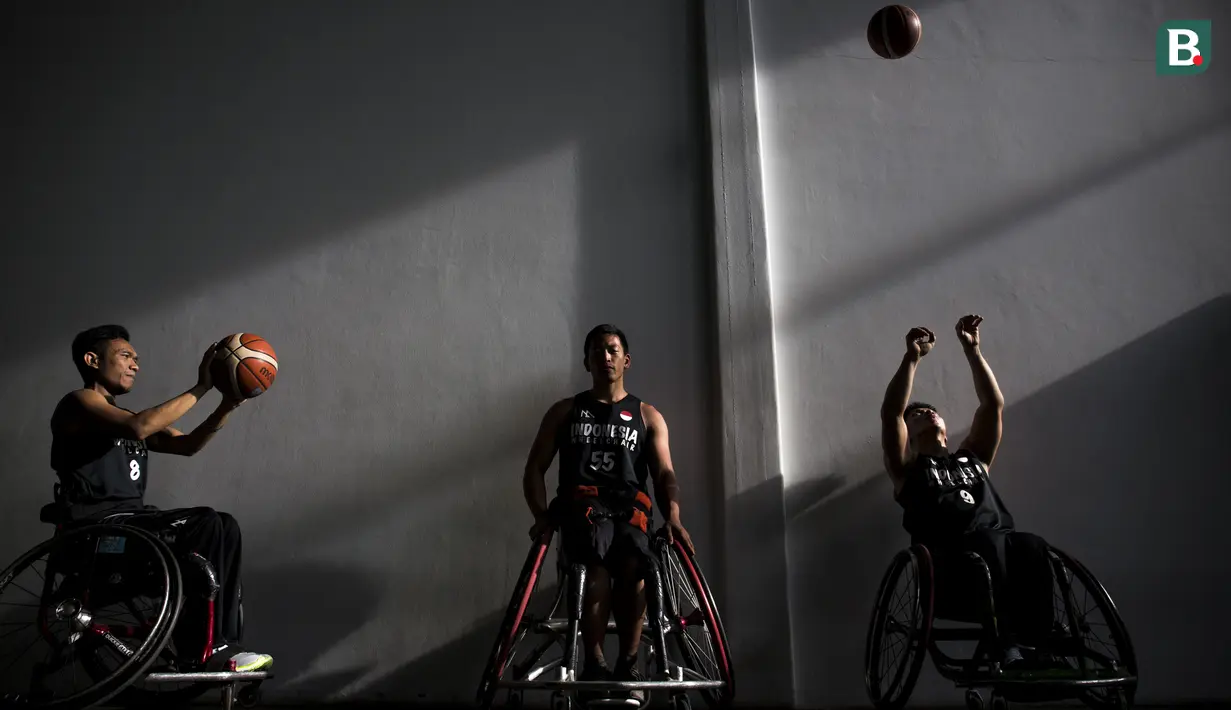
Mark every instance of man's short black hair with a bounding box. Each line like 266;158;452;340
905;401;938;416
72;324;130;383
583;324;629;357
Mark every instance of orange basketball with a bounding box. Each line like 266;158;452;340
868;5;922;59
211;333;278;400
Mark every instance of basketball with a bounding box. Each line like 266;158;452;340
211;333;278;400
868;5;922;59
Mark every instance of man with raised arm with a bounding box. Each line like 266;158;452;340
880;315;1055;669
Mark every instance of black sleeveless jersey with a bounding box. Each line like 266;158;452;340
895;448;1014;544
555;391;651;500
50;398;149;521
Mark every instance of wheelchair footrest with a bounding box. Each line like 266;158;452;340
501;679;722;691
586;698;644;708
954;672;1135;690
143;670;272;683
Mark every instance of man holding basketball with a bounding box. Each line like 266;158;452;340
879;315;1057;670
523;324;694;702
49;324;273;672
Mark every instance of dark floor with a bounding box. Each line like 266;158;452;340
232;698;1231;703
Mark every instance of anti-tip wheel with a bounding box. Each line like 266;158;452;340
237;684;262;708
965;688;984;710
989;692;1009;710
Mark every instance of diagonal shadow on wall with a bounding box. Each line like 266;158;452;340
734;108;1231;354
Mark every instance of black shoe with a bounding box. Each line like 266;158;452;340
1000;644;1026;671
613;659;644;704
579;659;612;704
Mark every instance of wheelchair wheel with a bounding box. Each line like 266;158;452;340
0;524;181;710
657;536;734;709
864;546;933;710
1047;548;1138;710
477;532;554;709
106;563;249;706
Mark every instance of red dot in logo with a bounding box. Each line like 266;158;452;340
1194;55;1204;65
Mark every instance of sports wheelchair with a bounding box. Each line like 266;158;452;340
864;542;1137;710
0;486;270;710
476;526;734;710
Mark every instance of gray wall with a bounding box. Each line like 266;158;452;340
1;1;717;703
750;0;1231;706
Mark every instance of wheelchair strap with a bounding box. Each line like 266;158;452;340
571;485;653;533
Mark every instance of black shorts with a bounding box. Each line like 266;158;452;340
554;497;652;574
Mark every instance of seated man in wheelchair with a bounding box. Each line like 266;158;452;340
47;324;273;673
523;324;695;704
880;315;1056;670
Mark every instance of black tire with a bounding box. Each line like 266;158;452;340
657;537;734;709
0;524;181;710
1048;548;1137;710
864;546;933;710
108;562;246;707
476;533;553;709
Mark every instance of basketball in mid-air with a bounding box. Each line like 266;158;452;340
211;333;278;400
868;5;922;59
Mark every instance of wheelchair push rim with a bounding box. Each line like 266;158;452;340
0;524;182;709
864;546;932;710
656;535;735;709
477;531;555;709
1047;548;1138;710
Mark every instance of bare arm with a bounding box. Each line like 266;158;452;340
959;345;1004;467
956;315;1004;467
644;403;694;554
66;386;211;441
147;399;243;456
882;327;933;487
62;341;219;441
643;404;681;523
523;399;571;521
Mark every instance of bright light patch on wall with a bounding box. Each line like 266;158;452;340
749;13;793;486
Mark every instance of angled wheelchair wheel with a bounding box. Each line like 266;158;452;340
0;524;181;710
864;546;933;710
102;557;247;707
477;532;556;709
657;536;734;709
1046;548;1138;710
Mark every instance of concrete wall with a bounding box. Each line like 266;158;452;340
0;1;717;703
749;0;1231;706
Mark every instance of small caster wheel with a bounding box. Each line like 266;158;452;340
237;684;262;708
506;691;524;709
671;693;693;710
551;690;573;710
990;692;1009;710
965;688;984;710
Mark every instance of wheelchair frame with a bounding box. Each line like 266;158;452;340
477;527;734;710
0;488;270;710
864;542;1138;710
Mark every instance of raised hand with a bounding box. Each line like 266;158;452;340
196;341;219;391
955;314;983;350
905;326;935;359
